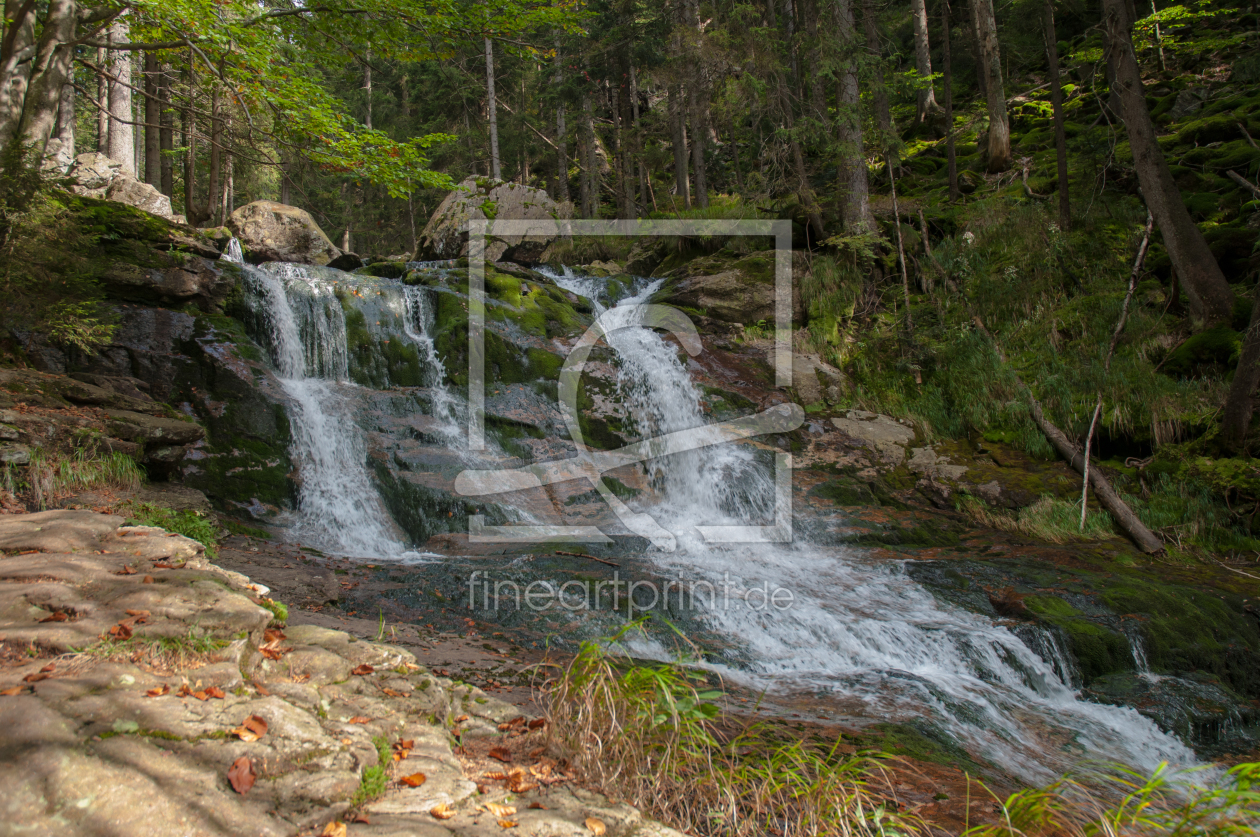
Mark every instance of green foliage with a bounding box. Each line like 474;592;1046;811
350;735;393;808
957;495;1116;544
20;449;143;510
257;598;289;626
221;519;272;539
120;501;221;559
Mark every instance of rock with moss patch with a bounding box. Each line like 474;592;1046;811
228;200;342;265
414;178;572;263
67;153;176;220
653;250;806;325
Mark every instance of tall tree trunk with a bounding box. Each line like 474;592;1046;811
363;45;372;130
13;0;76;165
0;0;36;150
51;78;75;170
182;51;198;221
159;63;173;197
668;83;690;208
967;0;988;102
1102;0;1233;325
911;0;939;124
781;75;824;243
553;39;569;204
484;37;500;180
836;0;872;231
630;63;647;210
1044;0;1070;230
582;86;598;218
942;0;959;200
688;81;708;209
1223;282;1260;450
96;47;109;153
144;51;160;187
860;0;892;144
804;0;827;122
106;19;135;176
972;0;1010;172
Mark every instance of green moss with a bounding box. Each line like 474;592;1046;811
1161;324;1240;376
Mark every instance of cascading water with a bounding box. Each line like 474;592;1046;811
547;267;1197;783
242;263;412;558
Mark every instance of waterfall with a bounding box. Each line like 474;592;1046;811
401;285;461;438
548;268;1197;784
242;263;411;558
222;237;245;265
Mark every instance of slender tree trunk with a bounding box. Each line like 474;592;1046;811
280;156;291;205
97;47;109;153
485;37;500;180
182;51;198;221
688;81;708;209
888;157;914;339
804;0;827;122
553;39;570;204
363;45;372;130
582;86;598;217
1044;0;1070;230
836;0;872;231
106;19;135;175
12;0;76;165
911;0;939;124
861;0;892;141
1223;282;1260;449
52;78;75;169
144;51;160;187
967;0;988;102
669;83;690;208
781;75;824;243
1101;0;1233;325
943;0;959;200
0;0;37;150
630;63;647;210
972;0;1010;172
159;63;173;197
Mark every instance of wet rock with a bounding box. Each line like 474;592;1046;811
228;200;342;265
0;443;30;465
654;250;806;325
328;252;366;271
104;409;205;446
99;254;238;310
415;178;571;262
790;353;846;406
831;411;916;465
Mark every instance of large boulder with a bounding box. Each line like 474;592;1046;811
67;153;175;220
99;255;238;310
227;200;341;265
654;250;806;325
414;177;571;263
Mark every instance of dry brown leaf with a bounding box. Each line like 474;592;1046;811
0;686;22;696
585;817;606;835
205;686;226;699
527;746;546;759
351;664;375;675
142;575;154;584
487;746;512;763
22;672;49;683
39;663;55;673
114;565;136;575
399;773;426;788
347;716;371;724
109;622;133;640
498;819;518;828
453;714;469;723
233;714;268;742
430;803;455;820
528;718;546;730
486;803;516;817
497;716;526;732
527;802;547;810
263;627;286;643
152;560;175;569
482;771;507;781
508;777;538;794
227;756;255;794
396;738;414;750
146;684;170;697
381;687;404;697
320;822;347;837
39;611;68;623
253;681;270;696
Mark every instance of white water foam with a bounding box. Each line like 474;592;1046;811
549;266;1197;783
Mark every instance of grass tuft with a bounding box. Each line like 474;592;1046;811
120;501;221;559
22;449;143;510
957;495;1115;543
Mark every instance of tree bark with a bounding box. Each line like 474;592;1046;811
972;0;1010;172
861;0;892;141
668;83;690;208
14;0;76;165
911;0;939;124
52;78;75;169
159;62;173;196
942;0;959;200
105;19;135;175
96;47;108;153
0;0;37;151
363;45;372;131
484;37;500;180
836;0;872;231
182;51;197;221
1044;0;1070;230
582;85;598;218
552;38;569;204
1223;283;1260;450
144;51;160;187
688;81;708;209
1101;0;1233;325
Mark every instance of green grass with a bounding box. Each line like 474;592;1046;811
120;501;221;559
22;449;143;510
957;495;1116;544
221;518;272;540
350;735;392;809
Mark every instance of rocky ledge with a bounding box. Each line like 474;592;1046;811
0;510;679;837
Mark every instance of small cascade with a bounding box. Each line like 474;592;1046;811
401;285;461;438
1126;626;1157;680
221;237;245;265
549;266;1198;783
242;263;410;558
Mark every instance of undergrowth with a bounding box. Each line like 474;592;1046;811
19;448;143;510
957;495;1116;544
351;735;392;808
120;501;221;559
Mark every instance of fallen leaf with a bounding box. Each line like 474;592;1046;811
486;803;516;817
528;802;547;810
109;622;133;640
227;756;255;794
396;738;414;750
352;814;371;824
152;561;175;569
527;746;546;759
39;663;55;673
586;817;606;835
453;714;469;723
382;687;404;697
22;672;49;683
488;746;512;763
253;681;270;696
114;565;136;575
177;683;192;697
348;716;371;724
508;777;538;793
205;686;226;699
498;819;518;828
146;684;170;697
498;716;526;732
193;690;209;701
124;609;150;621
482;771;507;781
232;715;268;742
528;718;546;730
264;627;285;643
320;821;347;837
142;575;154;584
39;611;68;623
351;664;374;675
399;773;426;788
0;686;22;696
430;803;455;820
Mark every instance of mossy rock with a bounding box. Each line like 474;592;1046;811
359;261;409;279
1161;324;1241;377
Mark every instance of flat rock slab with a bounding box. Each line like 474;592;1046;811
0;510;684;837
